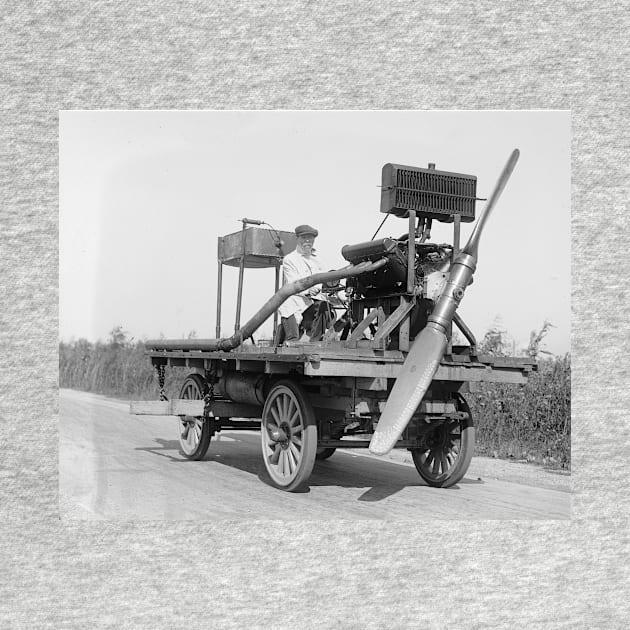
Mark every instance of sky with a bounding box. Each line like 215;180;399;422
59;110;571;355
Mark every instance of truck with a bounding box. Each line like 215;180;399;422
131;149;535;491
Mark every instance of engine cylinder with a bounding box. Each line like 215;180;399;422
341;238;399;263
342;238;407;294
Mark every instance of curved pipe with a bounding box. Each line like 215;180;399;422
147;258;388;352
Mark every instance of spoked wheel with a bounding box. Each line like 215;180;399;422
410;393;475;488
261;380;317;491
316;447;336;460
178;374;212;460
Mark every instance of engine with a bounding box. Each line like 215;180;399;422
341;237;452;301
337;237;453;346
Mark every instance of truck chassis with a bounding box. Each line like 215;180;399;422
131;342;535;491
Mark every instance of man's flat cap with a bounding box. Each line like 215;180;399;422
295;224;318;237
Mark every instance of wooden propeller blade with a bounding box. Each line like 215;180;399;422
462;149;520;259
369;324;447;455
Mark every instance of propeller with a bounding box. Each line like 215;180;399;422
369;149;521;455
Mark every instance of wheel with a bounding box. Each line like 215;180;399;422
178;374;212;460
316;447;336;460
410;393;475;488
261;380;317;491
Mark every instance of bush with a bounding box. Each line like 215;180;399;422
59;330;188;400
467;355;571;468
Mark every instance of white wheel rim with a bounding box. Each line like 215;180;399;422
179;378;205;456
262;388;305;485
179;417;203;455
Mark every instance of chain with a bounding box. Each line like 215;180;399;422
156;364;167;401
202;380;215;419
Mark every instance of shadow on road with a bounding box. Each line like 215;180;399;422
135;431;476;499
135;438;187;462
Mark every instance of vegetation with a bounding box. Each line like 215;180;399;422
466;320;570;468
59;323;570;469
59;326;187;400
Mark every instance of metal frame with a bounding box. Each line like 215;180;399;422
215;220;289;339
335;190;466;355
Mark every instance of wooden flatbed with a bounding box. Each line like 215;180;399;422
146;342;536;385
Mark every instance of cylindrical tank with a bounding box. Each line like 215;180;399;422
214;372;266;405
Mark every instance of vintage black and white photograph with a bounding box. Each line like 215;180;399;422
59;110;571;519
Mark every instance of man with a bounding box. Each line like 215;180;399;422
277;224;329;342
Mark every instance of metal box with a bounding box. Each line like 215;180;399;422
218;228;297;268
380;163;478;223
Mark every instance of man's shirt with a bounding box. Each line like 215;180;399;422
278;248;326;319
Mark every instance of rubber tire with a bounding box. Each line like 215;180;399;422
410;393;475;488
261;380;317;491
178;374;212;461
316;447;337;460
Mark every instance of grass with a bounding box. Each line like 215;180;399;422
59;338;187;400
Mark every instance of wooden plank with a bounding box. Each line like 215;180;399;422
304;360;529;383
148;349;312;363
147;344;536;370
434;366;528;384
130;400;204;415
474;354;537;368
373;297;415;342
347;309;379;345
148;343;536;377
305;361;400;378
309;350;404;363
398;317;410;352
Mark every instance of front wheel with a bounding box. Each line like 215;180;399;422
316;447;336;460
410;393;474;488
178;374;212;460
261;380;317;491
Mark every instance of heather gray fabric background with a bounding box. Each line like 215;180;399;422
1;2;628;627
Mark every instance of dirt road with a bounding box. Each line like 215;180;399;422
59;389;571;520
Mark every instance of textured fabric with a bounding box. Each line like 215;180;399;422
1;1;629;628
278;248;326;318
280;314;300;341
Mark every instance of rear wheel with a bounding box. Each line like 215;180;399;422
261;380;317;491
178;374;212;460
410;393;474;488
